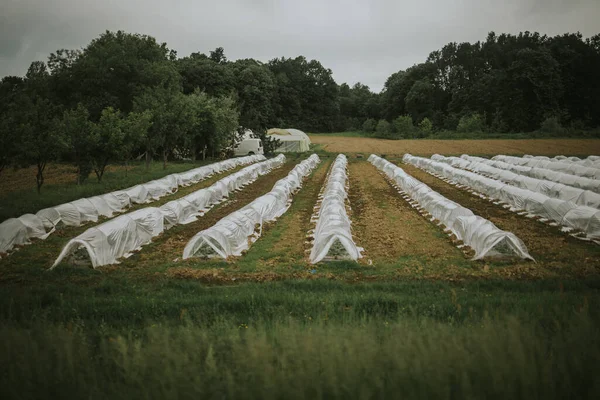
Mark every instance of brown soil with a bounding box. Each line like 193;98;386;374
122;160;300;269
310;137;600;157
348;161;465;265
399;162;600;278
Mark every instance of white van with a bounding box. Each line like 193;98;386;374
234;138;264;156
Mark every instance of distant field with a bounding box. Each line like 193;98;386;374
309;136;600;156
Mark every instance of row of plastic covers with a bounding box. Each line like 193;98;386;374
404;154;600;242
0;155;265;256
309;154;362;264
492;154;600;180
370;155;533;260
183;155;321;259
522;154;600;167
431;154;600;209
50;155;286;268
434;154;600;194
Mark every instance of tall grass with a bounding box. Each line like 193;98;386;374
1;310;598;400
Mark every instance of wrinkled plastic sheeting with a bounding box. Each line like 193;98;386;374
492;155;600;184
51;208;165;268
369;155;533;260
309;154;362;264
160;154;286;229
434;154;600;209
0;155;264;258
183;155;320;259
51;155;286;268
403;154;600;241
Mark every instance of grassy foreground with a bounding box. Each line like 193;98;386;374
1;278;599;399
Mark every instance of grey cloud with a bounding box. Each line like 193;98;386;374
1;0;599;91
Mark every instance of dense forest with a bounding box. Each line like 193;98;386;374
1;30;599;190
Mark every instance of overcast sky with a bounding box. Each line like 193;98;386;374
1;0;599;92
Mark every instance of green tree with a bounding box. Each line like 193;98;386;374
405;79;435;122
375;120;391;138
91;107;125;182
418;117;433;136
60;104;95;184
392;115;414;139
68;31;180;120
230;59;276;132
120;111;152;174
457;113;486;133
362;118;376;133
15;95;67;193
0;76;25;175
178;53;235;97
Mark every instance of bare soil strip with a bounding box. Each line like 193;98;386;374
400;162;600;278
309;137;600;157
123;159;300;270
348;161;465;265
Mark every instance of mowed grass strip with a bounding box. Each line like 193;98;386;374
0;163;250;278
347;160;466;268
399;162;600;279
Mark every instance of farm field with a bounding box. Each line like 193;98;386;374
1;144;600;398
309;136;600;156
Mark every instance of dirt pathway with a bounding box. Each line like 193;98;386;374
347;161;465;265
400;162;600;278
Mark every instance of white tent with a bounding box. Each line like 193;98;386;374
267;128;311;153
183;154;320;259
51;155;286;268
370;155;533;260
309;154;363;263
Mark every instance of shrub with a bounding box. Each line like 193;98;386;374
362;118;376;133
375;120;391;138
418;118;433;136
457;113;485;133
392;115;414;139
539;116;565;136
490;110;509;133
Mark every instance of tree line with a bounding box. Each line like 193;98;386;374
1;30;599;191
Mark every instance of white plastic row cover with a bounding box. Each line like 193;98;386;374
309;154;362;264
183;154;321;259
521;154;600;168
370;155;533;260
404;154;600;241
491;154;600;181
432;154;600;209
50;155;285;268
445;154;600;194
0;155;265;256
